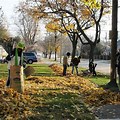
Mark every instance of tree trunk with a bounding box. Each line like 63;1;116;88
49;51;52;59
54;32;57;61
89;44;96;62
106;0;118;89
55;50;57;61
71;39;77;60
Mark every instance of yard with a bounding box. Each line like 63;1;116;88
0;62;120;120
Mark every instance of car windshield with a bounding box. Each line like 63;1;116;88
23;53;35;56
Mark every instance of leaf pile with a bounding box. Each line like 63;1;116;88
1;63;120;120
25;76;95;120
50;64;120;107
0;79;32;120
49;64;63;75
49;63;71;76
0;76;95;119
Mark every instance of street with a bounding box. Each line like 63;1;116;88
41;58;111;75
80;59;110;75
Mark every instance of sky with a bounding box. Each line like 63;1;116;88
0;0;46;38
0;0;24;36
0;0;120;38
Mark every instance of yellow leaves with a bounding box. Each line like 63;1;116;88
1;63;120;119
28;5;47;21
46;21;61;32
81;0;101;9
53;18;60;22
46;19;75;34
0;79;32;119
49;64;63;75
66;24;75;30
5;115;13;120
50;64;120;107
40;0;46;2
81;9;91;16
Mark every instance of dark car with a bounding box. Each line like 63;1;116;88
23;52;38;64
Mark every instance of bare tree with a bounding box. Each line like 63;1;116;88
15;4;40;51
40;32;61;60
0;7;13;54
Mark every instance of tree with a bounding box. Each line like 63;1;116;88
106;0;119;89
46;21;61;60
0;7;9;40
15;3;39;51
0;7;12;54
23;0;110;64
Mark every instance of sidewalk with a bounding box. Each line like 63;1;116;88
94;104;120;120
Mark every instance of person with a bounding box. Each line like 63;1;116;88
116;49;120;81
63;52;70;76
89;59;97;76
71;56;81;75
5;42;25;87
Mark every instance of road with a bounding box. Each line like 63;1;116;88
80;59;110;75
41;58;111;75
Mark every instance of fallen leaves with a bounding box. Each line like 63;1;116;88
50;64;120;107
1;63;120;119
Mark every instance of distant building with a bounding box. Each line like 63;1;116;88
0;45;8;59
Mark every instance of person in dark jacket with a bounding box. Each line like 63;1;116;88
71;56;81;75
89;59;97;76
116;49;120;81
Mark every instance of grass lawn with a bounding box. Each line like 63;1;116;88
0;63;8;78
0;62;120;119
28;63;55;76
88;75;110;86
0;63;54;78
68;66;110;86
0;63;112;87
0;63;96;119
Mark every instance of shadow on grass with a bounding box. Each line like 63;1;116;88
28;92;96;120
80;71;120;92
33;72;55;77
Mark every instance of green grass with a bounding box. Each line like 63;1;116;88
0;63;55;79
87;75;110;86
28;63;55;76
78;67;110;86
0;63;96;119
0;63;111;87
67;65;110;86
0;63;8;78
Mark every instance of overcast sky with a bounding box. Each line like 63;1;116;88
0;0;120;37
0;0;23;36
0;0;20;18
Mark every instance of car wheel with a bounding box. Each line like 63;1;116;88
28;59;33;64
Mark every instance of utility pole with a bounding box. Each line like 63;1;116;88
109;0;118;87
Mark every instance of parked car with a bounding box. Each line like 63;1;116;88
23;52;38;64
